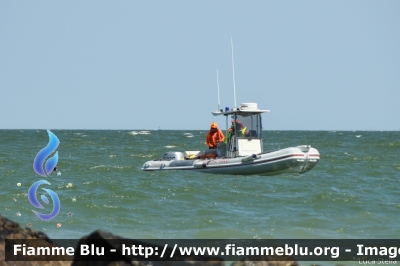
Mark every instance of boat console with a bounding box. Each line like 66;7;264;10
213;102;269;158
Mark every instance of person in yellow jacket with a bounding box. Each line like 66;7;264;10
206;122;225;149
225;119;249;143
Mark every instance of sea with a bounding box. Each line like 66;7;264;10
1;130;400;265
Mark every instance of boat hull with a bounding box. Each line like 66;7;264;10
141;146;320;176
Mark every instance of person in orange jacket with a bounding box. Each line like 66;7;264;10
206;122;225;149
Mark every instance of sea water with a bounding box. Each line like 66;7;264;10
1;130;399;264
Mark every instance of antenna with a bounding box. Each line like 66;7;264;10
231;37;237;108
212;69;223;116
217;69;220;110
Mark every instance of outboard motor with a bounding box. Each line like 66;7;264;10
163;152;184;160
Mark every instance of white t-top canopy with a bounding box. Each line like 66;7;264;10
212;102;270;116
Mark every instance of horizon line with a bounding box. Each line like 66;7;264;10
0;129;399;132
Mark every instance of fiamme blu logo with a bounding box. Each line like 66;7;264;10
28;130;61;221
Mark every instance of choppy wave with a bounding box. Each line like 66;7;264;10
129;154;155;158
128;130;151;135
90;165;126;170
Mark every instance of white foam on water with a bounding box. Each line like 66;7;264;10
90;165;107;169
136;154;154;158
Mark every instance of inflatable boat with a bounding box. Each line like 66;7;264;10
141;103;320;176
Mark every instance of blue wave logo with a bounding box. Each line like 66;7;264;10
33;130;59;177
28;180;60;221
29;130;61;221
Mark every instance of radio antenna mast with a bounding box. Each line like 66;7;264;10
212;69;223;116
217;69;220;110
231;37;237;108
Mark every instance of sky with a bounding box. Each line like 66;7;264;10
1;1;399;130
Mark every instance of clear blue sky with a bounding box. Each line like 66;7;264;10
1;1;399;130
